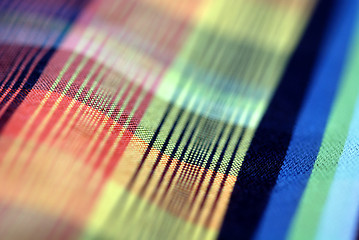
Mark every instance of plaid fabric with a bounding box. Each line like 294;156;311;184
0;0;358;239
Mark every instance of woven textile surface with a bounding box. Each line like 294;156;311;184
0;0;359;239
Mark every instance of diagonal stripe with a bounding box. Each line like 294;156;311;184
220;0;333;238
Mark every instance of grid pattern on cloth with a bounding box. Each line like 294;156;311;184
0;0;359;240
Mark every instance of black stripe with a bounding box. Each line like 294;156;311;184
219;0;336;239
138;105;186;195
0;0;88;131
194;122;242;223
0;46;31;86
185;120;229;217
205;118;247;227
158;110;202;206
0;47;43;110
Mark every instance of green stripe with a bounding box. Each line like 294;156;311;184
289;20;359;240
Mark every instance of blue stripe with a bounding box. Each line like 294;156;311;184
219;0;336;238
255;0;359;239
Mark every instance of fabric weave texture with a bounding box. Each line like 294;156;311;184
0;0;358;239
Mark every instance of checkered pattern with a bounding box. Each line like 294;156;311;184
1;0;359;239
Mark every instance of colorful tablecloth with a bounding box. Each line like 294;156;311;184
0;0;358;239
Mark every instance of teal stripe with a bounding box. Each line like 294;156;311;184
255;0;358;239
316;95;359;240
289;3;359;238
